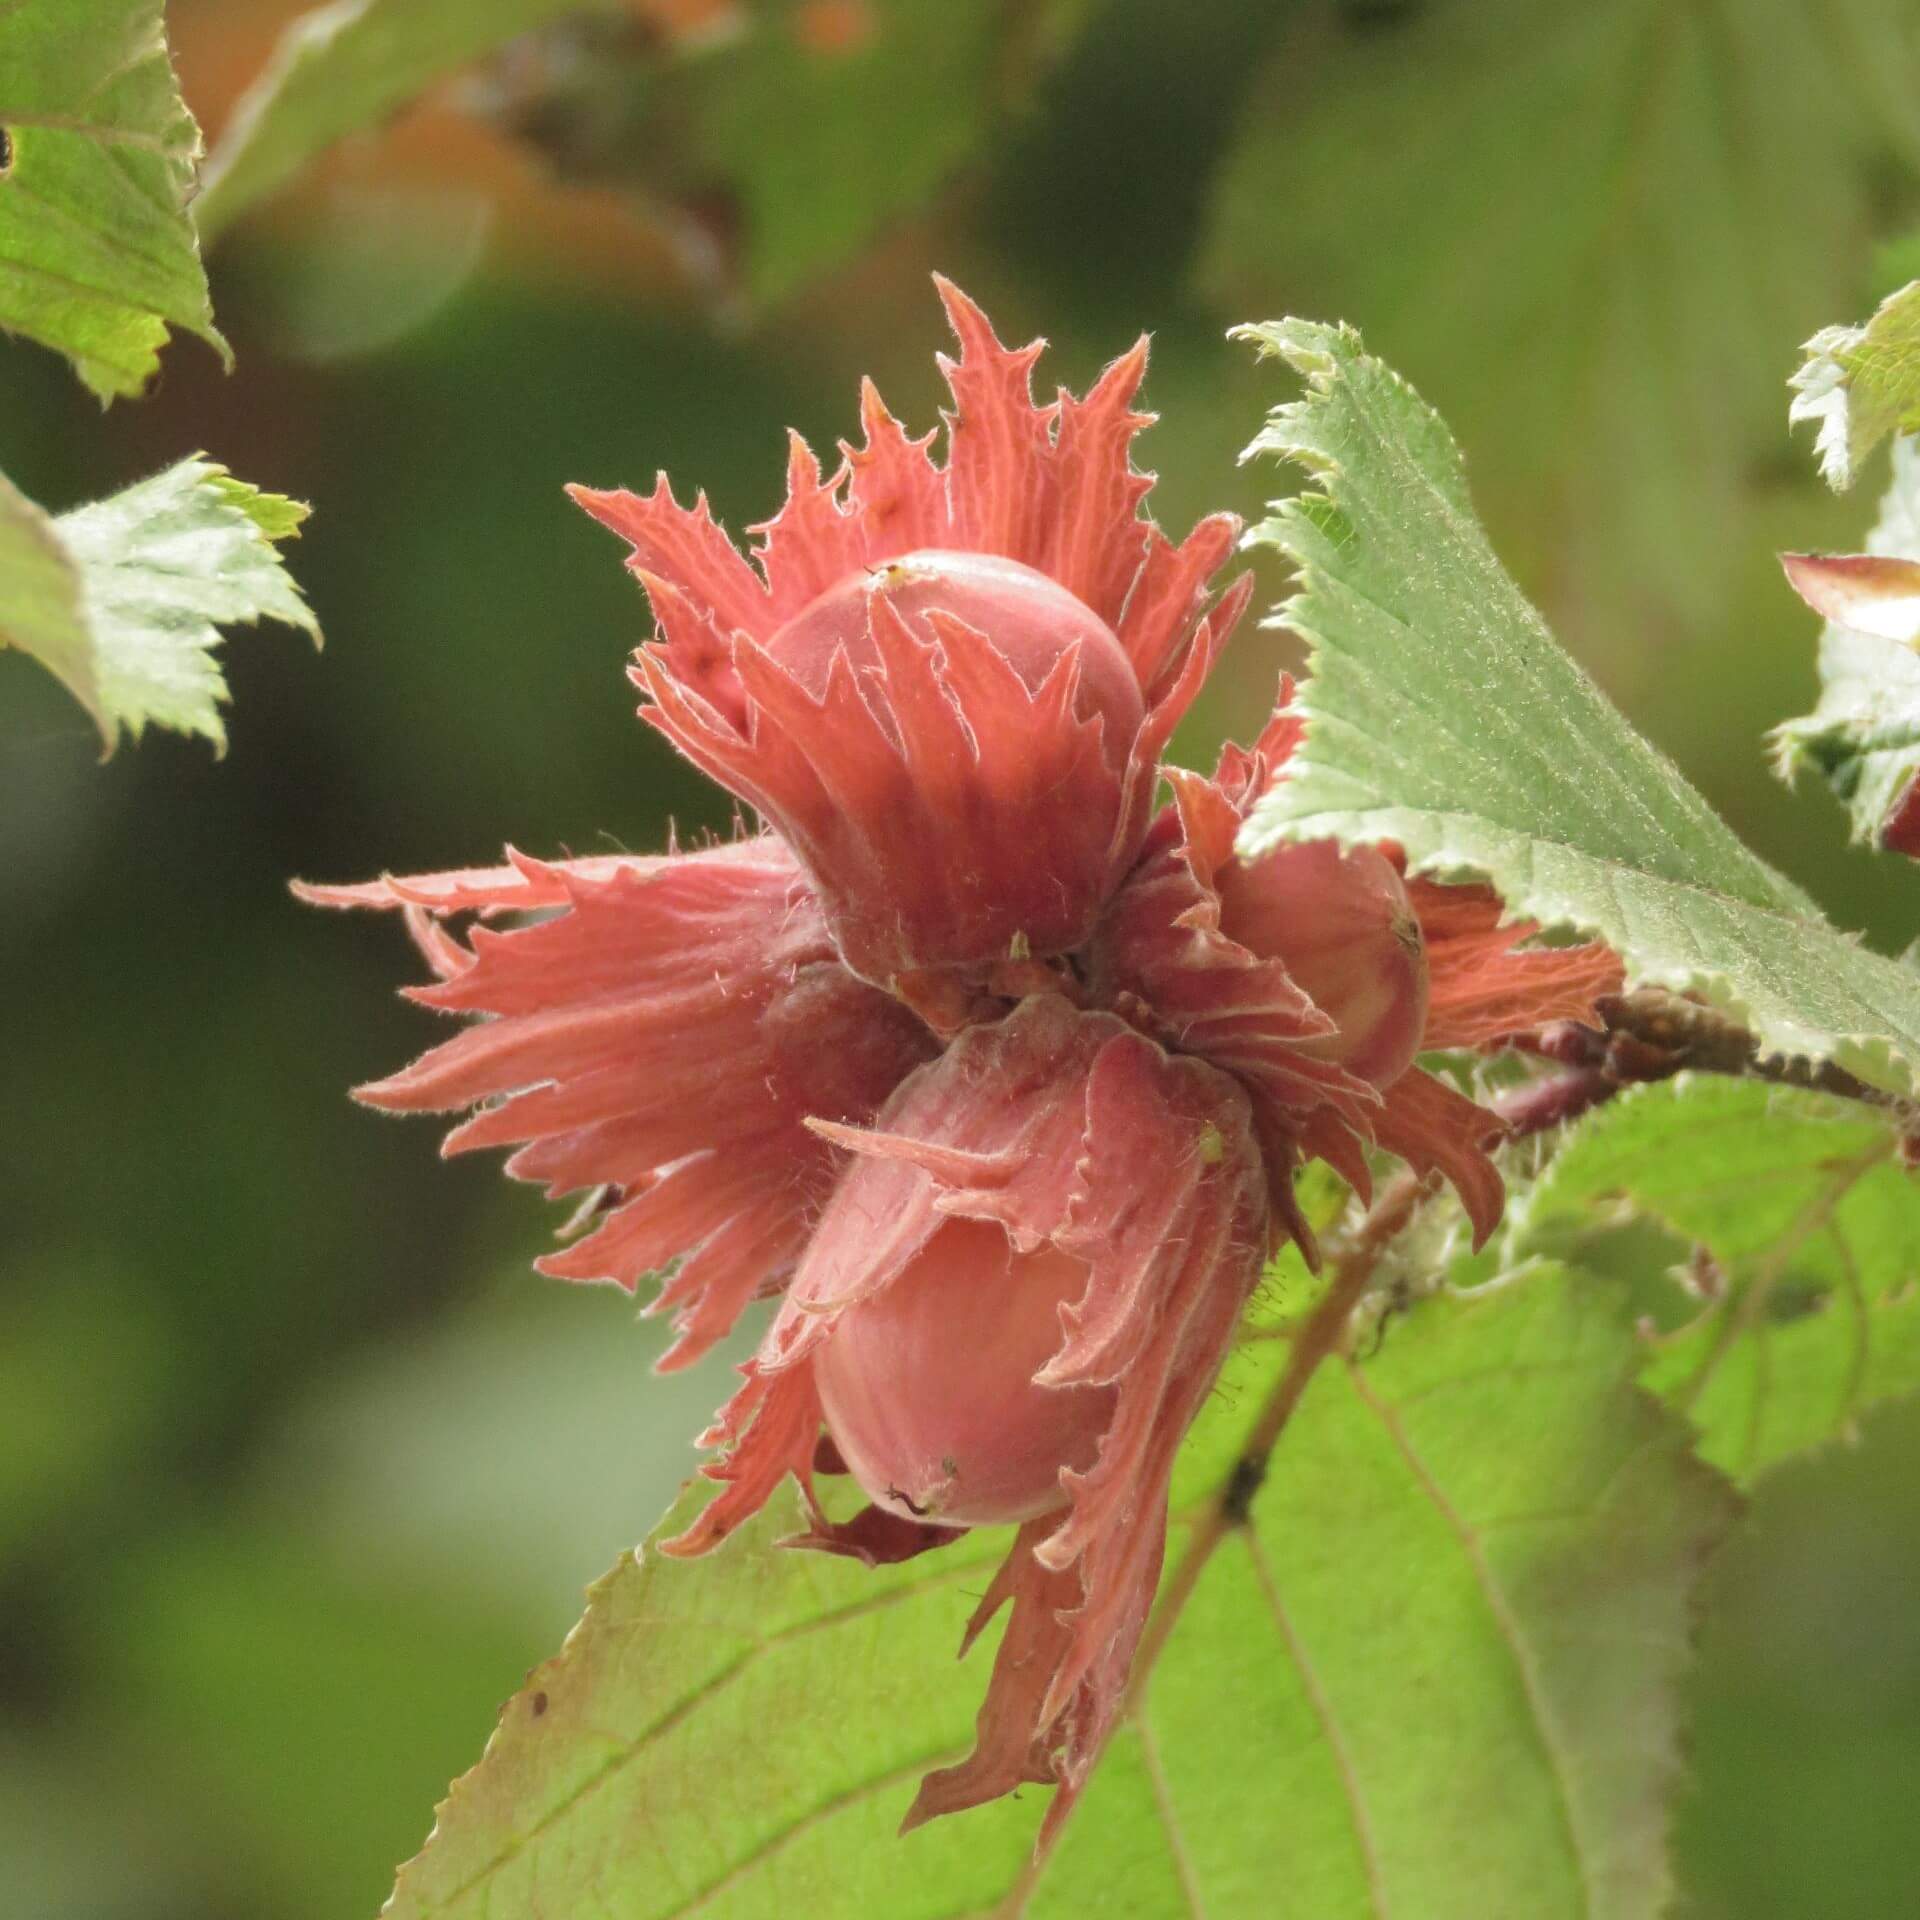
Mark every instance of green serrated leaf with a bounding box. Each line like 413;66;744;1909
0;0;228;401
1199;0;1920;644
194;0;616;244
382;1272;1732;1919
0;457;319;754
1518;1076;1920;1482
1236;318;1920;1099
203;469;312;543
1773;437;1920;852
1792;279;1920;491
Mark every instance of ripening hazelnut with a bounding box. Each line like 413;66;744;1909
768;550;1143;775
1215;839;1430;1089
813;1215;1117;1527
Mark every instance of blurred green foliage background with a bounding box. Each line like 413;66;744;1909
5;1;1920;1914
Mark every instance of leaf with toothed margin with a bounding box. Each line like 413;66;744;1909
1774;437;1920;857
1792;279;1920;492
0;0;228;400
1515;1075;1920;1484
1236;318;1920;1099
0;456;318;754
378;1269;1730;1919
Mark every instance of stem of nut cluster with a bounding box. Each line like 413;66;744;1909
1529;988;1909;1113
1126;1170;1431;1707
995;1171;1433;1918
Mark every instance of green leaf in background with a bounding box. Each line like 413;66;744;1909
1774;438;1920;854
199;0;1084;307
384;1271;1732;1920
0;457;319;754
1792;279;1920;491
1236;319;1920;1097
1519;1077;1920;1482
1200;0;1920;646
0;468;96;723
193;0;618;244
0;0;227;401
658;1;1074;307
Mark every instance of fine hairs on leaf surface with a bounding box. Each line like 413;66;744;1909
382;1270;1732;1920
1517;1075;1920;1484
0;457;320;754
0;0;227;400
1235;318;1920;1099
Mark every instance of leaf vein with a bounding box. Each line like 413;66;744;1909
1134;1712;1209;1919
1243;1529;1391;1918
1345;1361;1593;1919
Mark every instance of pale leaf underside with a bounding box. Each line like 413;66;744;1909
1236;319;1920;1098
1;457;319;753
1790;278;1920;492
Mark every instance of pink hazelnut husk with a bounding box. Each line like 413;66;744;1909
572;279;1251;994
812;1215;1118;1528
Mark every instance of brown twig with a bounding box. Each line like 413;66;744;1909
1125;1177;1430;1704
1533;987;1905;1110
1136;1172;1430;1686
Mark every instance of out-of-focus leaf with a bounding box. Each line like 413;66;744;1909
0;0;227;400
2;457;321;755
1775;439;1920;855
273;1278;755;1639
659;1;1062;306
0;469;94;722
1236;319;1920;1097
0;1256;180;1573
194;0;625;243
1200;0;1920;644
1519;1077;1920;1482
383;1271;1731;1919
225;184;494;366
200;0;1084;306
1792;279;1920;491
95;1523;539;1920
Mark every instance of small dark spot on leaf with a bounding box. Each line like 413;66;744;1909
0;129;12;174
530;1689;549;1717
